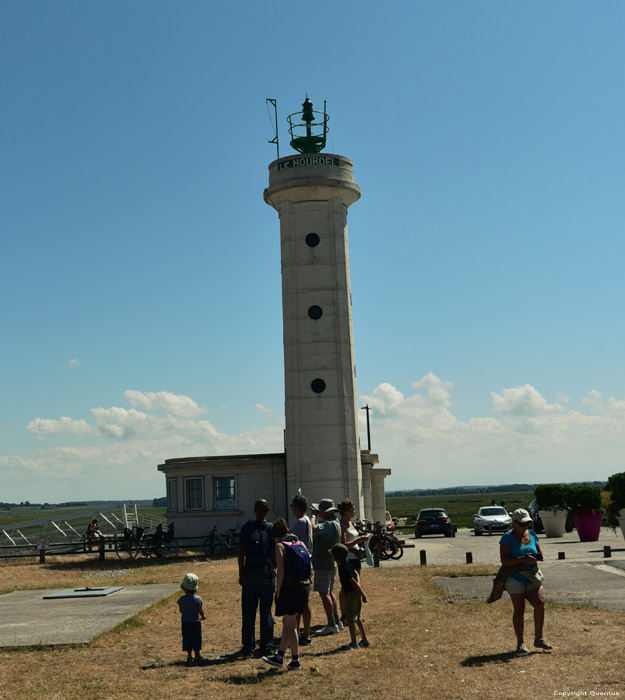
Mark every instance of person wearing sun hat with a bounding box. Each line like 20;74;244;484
498;508;552;654
177;573;206;665
310;498;342;636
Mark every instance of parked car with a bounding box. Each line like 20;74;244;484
385;511;395;531
414;508;456;538
473;506;512;536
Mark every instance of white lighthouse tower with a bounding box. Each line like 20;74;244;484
264;98;371;514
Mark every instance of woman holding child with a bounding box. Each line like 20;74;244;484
499;509;552;653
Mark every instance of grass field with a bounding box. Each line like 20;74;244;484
386;491;534;528
0;553;622;700
0;504;166;529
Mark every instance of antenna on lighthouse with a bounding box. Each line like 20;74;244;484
287;96;329;154
266;98;280;159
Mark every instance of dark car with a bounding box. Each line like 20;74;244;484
414;508;456;538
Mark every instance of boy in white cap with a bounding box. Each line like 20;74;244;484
177;573;206;664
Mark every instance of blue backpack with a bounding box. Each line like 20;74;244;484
283;538;311;582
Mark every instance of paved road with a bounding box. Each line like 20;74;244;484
383;528;625;612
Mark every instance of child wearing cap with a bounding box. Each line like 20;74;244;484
177;573;206;665
330;543;370;651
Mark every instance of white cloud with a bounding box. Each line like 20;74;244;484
254;403;272;414
68;358;80;368
123;390;206;418
360;374;625;490
582;390;625;414
27;417;95;436
491;384;564;416
11;390;285;501
11;379;625;501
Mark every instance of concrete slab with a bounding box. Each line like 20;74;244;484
0;583;178;647
43;586;124;599
432;562;625;613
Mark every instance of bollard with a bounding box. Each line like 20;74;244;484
420;549;427;566
466;552;473;564
558;552;565;560
604;545;612;558
373;547;380;568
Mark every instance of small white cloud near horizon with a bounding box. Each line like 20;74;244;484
254;403;272;414
123;390;206;418
27;416;95;436
66;358;80;368
491;384;565;416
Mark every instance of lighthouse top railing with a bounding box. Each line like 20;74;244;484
287;97;329;154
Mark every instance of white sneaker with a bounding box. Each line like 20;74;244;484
337;620;344;631
315;625;340;636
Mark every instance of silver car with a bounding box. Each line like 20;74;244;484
473;506;512;536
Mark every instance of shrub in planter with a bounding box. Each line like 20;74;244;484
568;484;602;516
569;484;604;542
606;471;625;529
534;484;571;511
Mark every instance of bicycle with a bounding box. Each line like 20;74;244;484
114;526;142;560
202;526;239;556
137;523;180;559
367;522;404;560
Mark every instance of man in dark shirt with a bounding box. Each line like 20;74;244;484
237;498;275;657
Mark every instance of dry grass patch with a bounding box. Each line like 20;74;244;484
0;556;623;700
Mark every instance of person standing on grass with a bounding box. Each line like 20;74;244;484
290;493;313;645
499;508;552;653
177;573;206;665
311;498;342;636
330;543;370;651
261;518;311;671
237;498;275;658
337;499;368;624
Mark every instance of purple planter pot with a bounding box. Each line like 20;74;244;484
573;512;603;542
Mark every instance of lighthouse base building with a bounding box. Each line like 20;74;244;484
157;450;388;542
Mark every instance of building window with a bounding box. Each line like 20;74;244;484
311;378;326;393
305;232;320;247
184;477;204;511
166;478;178;512
214;477;236;510
308;305;323;319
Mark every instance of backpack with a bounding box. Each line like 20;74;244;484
246;521;271;567
282;538;311;583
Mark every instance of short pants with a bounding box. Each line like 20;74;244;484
504;580;542;595
275;584;310;616
313;569;335;594
181;621;202;652
344;590;362;623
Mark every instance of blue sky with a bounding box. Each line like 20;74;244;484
2;1;624;503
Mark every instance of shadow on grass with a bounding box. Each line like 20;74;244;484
140;657;282;684
461;651;539;667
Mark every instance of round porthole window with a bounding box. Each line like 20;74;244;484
308;305;323;320
311;378;326;394
305;232;320;247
